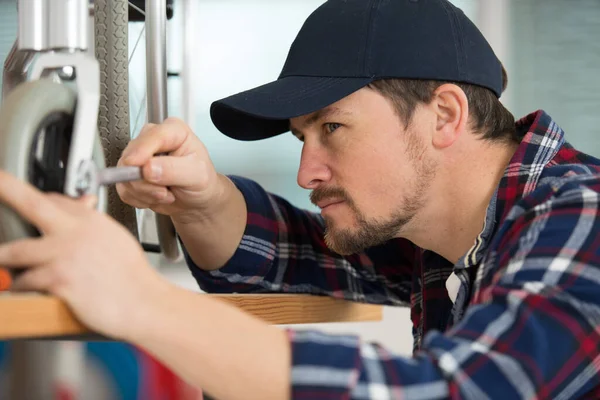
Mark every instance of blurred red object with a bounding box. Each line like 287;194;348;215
0;269;11;291
139;349;204;400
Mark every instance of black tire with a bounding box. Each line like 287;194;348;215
0;80;106;244
94;0;139;239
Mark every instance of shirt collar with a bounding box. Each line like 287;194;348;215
454;110;565;270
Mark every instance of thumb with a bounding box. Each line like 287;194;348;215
142;154;215;188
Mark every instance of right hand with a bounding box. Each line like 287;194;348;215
117;118;223;222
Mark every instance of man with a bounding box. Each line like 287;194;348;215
1;0;600;399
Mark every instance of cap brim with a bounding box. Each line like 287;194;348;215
210;76;373;141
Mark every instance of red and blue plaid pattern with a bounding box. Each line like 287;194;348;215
183;110;600;399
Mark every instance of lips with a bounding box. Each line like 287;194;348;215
317;199;344;209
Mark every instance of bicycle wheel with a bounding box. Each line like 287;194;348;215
94;0;139;239
0;79;106;244
94;0;180;261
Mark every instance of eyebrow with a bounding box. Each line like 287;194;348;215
289;107;354;137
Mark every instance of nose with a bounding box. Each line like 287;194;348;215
297;142;331;190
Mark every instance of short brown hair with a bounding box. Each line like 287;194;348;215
368;65;519;144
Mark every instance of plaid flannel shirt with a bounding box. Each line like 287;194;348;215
182;110;600;399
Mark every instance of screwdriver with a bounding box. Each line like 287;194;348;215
4;163;145;287
75;160;143;196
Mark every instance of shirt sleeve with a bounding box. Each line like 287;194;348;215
287;176;600;399
182;175;416;305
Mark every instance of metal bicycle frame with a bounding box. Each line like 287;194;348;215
3;0;99;199
2;0;179;397
2;0;180;258
146;0;180;261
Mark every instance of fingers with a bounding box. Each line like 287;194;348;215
117;123;156;167
11;267;54;293
0;237;55;292
136;122;157;138
121;118;192;166
142;154;210;188
0;237;55;267
116;181;175;208
79;195;99;210
117;153;203;206
45;193;98;212
0;170;66;234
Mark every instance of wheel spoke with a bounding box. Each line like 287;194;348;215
128;1;145;17
128;2;148;138
128;24;146;66
132;90;148;137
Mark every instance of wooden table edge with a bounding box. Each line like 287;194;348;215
0;293;383;340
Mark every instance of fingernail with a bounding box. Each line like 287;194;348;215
161;191;175;204
150;163;162;181
153;190;166;200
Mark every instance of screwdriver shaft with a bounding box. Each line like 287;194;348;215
97;166;143;185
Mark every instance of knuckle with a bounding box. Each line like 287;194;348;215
130;196;150;209
120;142;138;160
5;243;22;263
117;189;145;209
152;189;167;200
8;240;36;263
24;197;54;219
138;123;157;138
196;174;209;190
146;195;163;206
164;116;182;126
115;184;130;200
118;156;131;167
196;160;212;189
133;182;156;196
158;128;173;145
24;195;44;210
160;193;176;205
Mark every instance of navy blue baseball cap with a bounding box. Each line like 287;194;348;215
210;0;502;141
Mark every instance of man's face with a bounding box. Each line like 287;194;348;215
289;87;437;255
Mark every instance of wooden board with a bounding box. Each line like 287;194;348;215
0;293;383;340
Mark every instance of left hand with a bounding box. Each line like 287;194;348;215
0;170;170;340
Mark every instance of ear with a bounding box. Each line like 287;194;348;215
430;84;469;149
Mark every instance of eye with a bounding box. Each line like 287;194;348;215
324;123;341;134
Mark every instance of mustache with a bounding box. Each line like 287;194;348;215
310;186;350;206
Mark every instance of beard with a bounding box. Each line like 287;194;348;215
310;131;436;255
